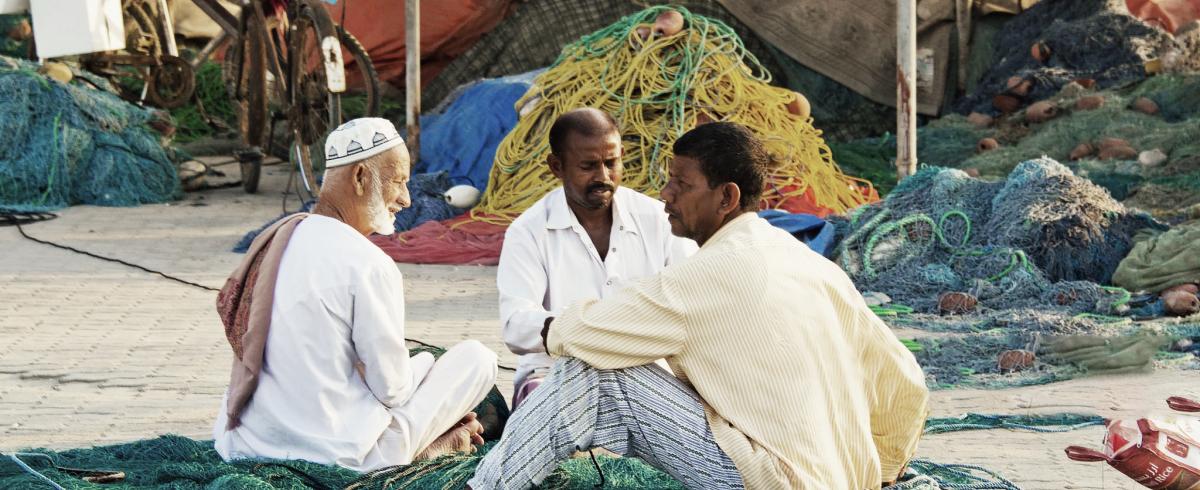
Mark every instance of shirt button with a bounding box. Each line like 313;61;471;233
606;280;612;286
610;247;616;253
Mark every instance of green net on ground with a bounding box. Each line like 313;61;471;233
0;437;680;490
924;413;1104;435
0;56;180;212
1;435;1024;490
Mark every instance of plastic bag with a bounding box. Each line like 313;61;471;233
1065;397;1200;489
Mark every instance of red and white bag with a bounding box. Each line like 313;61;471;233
1066;397;1200;490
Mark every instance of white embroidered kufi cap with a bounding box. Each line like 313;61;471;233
324;117;404;168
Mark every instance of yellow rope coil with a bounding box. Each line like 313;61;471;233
471;7;875;224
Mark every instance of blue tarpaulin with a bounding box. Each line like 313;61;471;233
415;70;541;191
759;209;835;257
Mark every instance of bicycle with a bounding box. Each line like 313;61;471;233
193;0;382;195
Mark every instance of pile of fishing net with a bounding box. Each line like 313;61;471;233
0;436;1024;489
380;6;875;264
837;157;1159;308
832;157;1194;387
424;0;898;143
0;56;180;212
832;73;1200;215
420;0;789;115
475;5;872;221
955;0;1185;116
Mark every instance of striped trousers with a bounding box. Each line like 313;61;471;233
468;357;744;490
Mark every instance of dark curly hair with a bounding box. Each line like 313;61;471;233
671;122;767;211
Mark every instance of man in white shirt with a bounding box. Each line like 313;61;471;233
213;118;499;471
497;108;696;407
470;122;927;490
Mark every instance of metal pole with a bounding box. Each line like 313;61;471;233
896;0;918;180
155;0;179;56
405;0;420;163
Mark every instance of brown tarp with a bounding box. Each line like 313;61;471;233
1126;0;1200;33
169;0;239;40
168;0;515;89
716;0;957;115
323;0;515;89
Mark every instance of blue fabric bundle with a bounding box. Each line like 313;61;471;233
393;171;464;232
414;70;540;190
758;210;835;257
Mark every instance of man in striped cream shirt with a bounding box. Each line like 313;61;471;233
470;122;930;489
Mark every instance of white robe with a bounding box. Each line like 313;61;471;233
213;214;497;471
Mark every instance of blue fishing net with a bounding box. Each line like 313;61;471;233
0;56;179;212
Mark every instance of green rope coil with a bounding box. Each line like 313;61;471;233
863;213;937;279
840;208;892;272
936;210;972;251
984;249;1033;282
849;209;1043;284
1101;286;1132;309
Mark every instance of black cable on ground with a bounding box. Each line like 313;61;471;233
0;210;57;227
6;213;221;292
3;211;517;372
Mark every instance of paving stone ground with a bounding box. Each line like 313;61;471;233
1;157;1197;489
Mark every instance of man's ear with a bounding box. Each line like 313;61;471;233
548;154;565;180
353;163;368;196
720;182;742;215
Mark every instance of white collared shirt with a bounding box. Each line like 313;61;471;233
497;187;697;388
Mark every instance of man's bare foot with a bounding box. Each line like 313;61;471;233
414;412;485;461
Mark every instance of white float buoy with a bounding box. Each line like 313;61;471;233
444;184;482;209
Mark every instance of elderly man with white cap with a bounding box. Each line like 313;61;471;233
212;118;499;471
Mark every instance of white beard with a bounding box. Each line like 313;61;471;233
366;181;397;236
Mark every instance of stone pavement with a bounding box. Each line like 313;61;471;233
1;157;1197;489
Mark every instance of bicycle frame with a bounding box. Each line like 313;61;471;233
189;0;345;93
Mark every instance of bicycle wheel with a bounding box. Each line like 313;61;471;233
124;0;165;56
146;55;196;108
288;0;342;193
223;7;270;193
337;25;382;121
288;0;340;144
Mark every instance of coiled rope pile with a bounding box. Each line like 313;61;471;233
471;6;874;222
